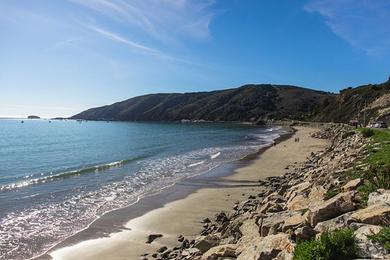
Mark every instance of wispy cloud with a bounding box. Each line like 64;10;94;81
80;22;208;67
305;0;390;55
69;0;216;43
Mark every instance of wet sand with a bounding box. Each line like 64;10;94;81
47;126;328;260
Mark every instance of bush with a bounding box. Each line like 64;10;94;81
293;229;358;260
361;128;375;138
363;165;390;190
369;226;390;251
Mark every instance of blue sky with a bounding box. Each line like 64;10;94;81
1;0;390;118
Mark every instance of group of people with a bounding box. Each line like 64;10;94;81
294;137;300;142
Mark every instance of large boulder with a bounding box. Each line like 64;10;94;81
201;244;237;260
354;225;389;259
237;233;295;260
286;185;325;211
367;189;390;206
313;212;353;234
342;178;363;191
348;203;390;225
282;213;306;232
258;212;293;237
194;235;221;253
306;191;356;227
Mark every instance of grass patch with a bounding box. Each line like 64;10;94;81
327;129;390;206
361;128;374;138
368;226;390;251
293;229;358;260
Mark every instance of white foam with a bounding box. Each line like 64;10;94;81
210;151;221;159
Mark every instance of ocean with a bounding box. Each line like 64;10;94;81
0;119;284;259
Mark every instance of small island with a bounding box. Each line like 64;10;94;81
27;115;40;119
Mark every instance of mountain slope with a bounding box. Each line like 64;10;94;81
314;79;390;123
71;84;334;122
71;79;390;124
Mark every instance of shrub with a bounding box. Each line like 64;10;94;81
293;229;358;260
369;226;390;251
363;165;390;190
361;128;375;138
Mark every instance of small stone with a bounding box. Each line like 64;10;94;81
157;246;167;253
202;217;211;223
146;234;163;244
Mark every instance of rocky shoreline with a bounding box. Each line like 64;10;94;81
143;125;390;259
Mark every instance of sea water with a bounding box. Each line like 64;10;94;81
0;119;284;259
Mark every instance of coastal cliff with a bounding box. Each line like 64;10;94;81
146;126;390;259
72;79;390;124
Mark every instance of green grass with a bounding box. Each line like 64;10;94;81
368;226;390;251
363;129;390;166
361;128;374;138
326;129;390;205
293;229;358;260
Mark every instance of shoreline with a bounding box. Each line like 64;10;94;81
44;126;327;260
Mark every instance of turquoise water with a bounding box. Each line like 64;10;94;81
0;119;283;259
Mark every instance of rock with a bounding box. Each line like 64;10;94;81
258;212;289;237
157;246;167;253
146;234;163;243
194;235;220;253
27;115;40;119
354;225;388;259
181;239;190;249
202;217;211;223
314;212;353;234
178;235;184;242
201;244;237;260
342;178;363;191
237;233;295;260
182;247;200;257
294;226;316;240
282;213;306;232
368;189;390;206
215;212;229;224
348;203;390;225
306;191;356;227
286;186;325;211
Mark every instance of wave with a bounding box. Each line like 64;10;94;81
188;160;206;167
210;151;221;159
0;156;146;192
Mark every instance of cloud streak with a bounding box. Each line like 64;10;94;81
81;23;208;67
305;0;390;55
70;0;216;43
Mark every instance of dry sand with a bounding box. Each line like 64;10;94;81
49;126;328;260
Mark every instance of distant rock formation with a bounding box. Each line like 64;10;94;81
27;115;40;119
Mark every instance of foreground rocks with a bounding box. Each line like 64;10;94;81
145;125;390;259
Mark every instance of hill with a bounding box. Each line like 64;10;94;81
315;78;390;123
71;79;390;124
71;84;334;123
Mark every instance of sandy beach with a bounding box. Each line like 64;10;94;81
48;126;328;260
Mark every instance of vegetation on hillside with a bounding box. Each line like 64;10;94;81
71;79;390;124
71;85;334;122
325;128;390;206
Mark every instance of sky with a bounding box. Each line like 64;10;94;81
1;0;390;118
